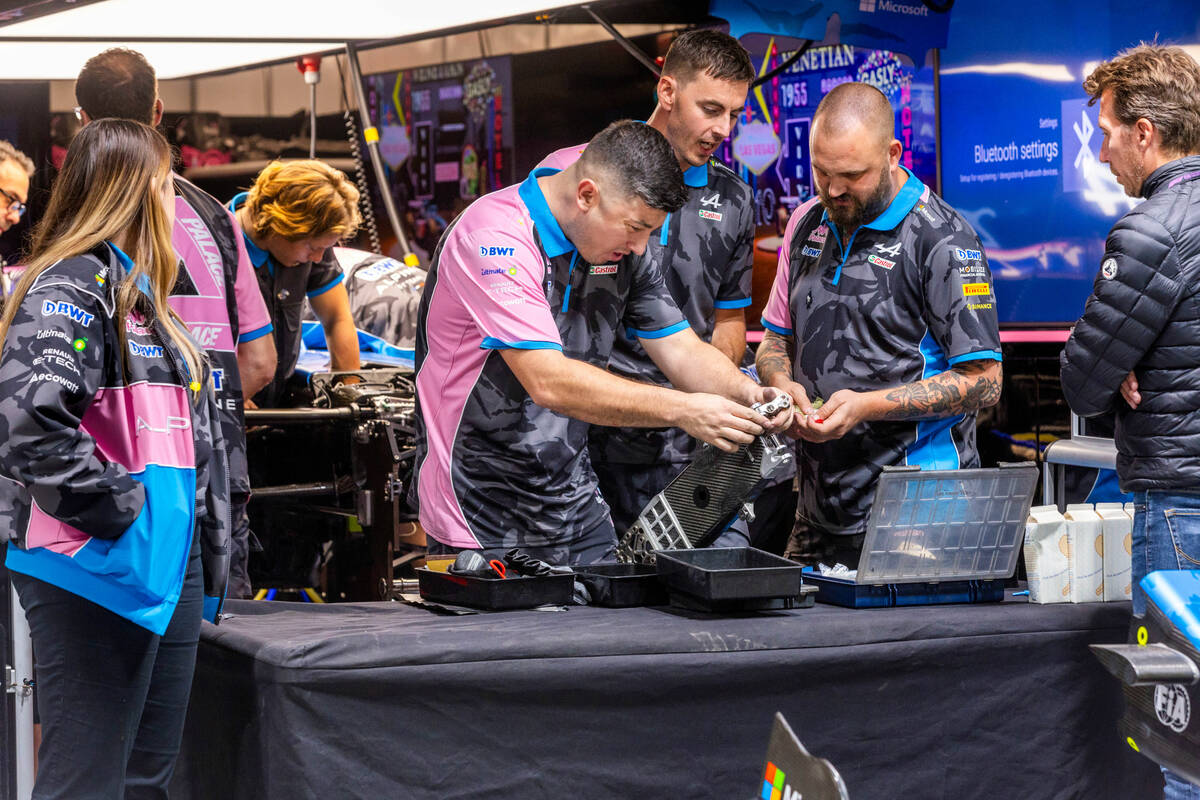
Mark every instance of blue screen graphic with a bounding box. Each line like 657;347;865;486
939;0;1200;324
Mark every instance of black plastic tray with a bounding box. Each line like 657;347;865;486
575;562;667;607
804;572;1006;608
654;547;804;602
667;584;818;612
416;567;573;610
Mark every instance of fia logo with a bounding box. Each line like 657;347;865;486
700;193;721;207
1154;684;1191;733
873;242;901;258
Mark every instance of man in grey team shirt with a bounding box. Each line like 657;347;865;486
539;30;760;539
758;82;1002;569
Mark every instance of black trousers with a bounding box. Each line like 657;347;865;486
11;541;203;800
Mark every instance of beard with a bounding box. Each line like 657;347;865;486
819;166;893;230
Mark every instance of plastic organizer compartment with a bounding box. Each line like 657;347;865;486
805;571;1006;608
415;567;573;610
855;462;1038;585
654;547;804;602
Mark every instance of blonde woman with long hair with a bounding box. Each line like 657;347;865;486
0;118;230;799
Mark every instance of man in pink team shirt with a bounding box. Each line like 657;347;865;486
411;120;792;564
76;48;277;598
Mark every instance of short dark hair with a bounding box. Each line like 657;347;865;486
578;120;688;213
1084;44;1200;156
662;29;754;87
75;47;157;125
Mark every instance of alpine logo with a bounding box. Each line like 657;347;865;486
868;254;896;270
873;241;902;257
699;209;723;221
590;264;618;275
479;246;516;257
700;192;722;207
136;415;191;435
41;300;94;327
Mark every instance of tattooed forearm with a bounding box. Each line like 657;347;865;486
879;361;1002;420
756;330;795;385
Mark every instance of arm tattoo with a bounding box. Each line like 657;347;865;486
756;331;794;384
880;362;1002;420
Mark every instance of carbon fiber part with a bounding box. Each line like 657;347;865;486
617;430;793;563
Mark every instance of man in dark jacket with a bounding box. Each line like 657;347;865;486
1060;44;1200;799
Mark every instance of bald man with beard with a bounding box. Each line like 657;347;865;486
756;82;1003;569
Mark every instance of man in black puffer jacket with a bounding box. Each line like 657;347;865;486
1060;44;1200;799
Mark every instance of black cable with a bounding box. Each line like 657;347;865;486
751;40;814;89
336;55;383;255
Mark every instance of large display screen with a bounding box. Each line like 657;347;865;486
364;57;514;215
939;0;1200;324
718;38;937;228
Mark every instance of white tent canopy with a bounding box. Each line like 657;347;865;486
0;0;595;79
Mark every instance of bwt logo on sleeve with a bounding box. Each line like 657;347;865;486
480;245;516;257
953;247;983;262
42;300;95;327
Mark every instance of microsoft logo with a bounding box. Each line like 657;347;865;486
859;0;876;11
761;762;786;800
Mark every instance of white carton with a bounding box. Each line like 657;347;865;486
1064;504;1105;603
1095;502;1132;602
1024;505;1071;604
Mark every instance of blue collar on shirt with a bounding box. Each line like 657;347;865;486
821;166;924;232
105;241;151;293
228;192;270;269
683;161;708;188
518;167;576;259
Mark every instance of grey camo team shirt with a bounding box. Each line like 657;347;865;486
410;167;687;553
538;146;755;466
762;168;1002;537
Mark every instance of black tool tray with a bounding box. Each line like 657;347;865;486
416;567;573;610
654;547;805;603
575;562;667;607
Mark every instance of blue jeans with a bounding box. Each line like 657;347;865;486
1130;490;1200;799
